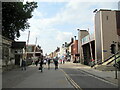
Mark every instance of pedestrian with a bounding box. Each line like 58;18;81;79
21;58;26;70
63;59;65;64
35;59;39;66
39;59;43;72
54;57;58;70
90;59;95;67
60;59;62;64
43;59;47;65
47;58;51;70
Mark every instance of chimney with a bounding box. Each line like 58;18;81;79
62;44;64;48
74;36;76;40
71;37;74;43
65;42;67;47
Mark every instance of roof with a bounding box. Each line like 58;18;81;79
79;30;88;32
11;41;26;49
99;9;112;11
26;44;36;46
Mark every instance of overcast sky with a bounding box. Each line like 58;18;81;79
17;0;119;55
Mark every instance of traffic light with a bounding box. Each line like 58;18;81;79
110;44;116;54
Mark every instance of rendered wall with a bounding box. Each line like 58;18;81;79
101;11;118;62
78;30;88;64
95;11;102;64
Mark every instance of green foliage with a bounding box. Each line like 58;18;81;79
2;2;38;40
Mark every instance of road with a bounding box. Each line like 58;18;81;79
2;64;74;89
61;68;118;90
2;62;119;90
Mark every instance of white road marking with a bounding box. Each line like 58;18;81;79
77;69;118;87
60;69;83;90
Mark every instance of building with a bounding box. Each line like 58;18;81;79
25;44;43;62
78;30;95;65
53;47;60;58
0;35;2;68
2;35;27;70
66;38;74;61
58;38;73;62
11;41;26;65
118;1;120;10
78;30;89;64
48;52;54;59
77;9;120;66
71;39;78;62
2;35;14;66
59;44;66;60
1;0;24;2
95;9;120;64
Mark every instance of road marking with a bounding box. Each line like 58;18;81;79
68;74;91;76
77;69;118;87
60;69;83;90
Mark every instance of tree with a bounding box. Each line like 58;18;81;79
2;2;38;40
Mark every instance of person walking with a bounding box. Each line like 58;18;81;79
63;59;65;64
36;58;40;66
47;58;51;70
39;59;43;72
54;57;58;70
21;58;26;71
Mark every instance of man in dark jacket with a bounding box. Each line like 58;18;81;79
54;57;58;70
39;59;43;72
21;58;26;70
48;58;51;70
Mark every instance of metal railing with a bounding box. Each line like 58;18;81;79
82;33;95;45
100;52;120;65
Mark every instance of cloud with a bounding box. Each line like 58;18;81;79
23;0;120;2
56;31;73;41
18;1;118;54
29;2;97;31
32;9;44;18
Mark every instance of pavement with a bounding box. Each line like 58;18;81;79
59;62;119;87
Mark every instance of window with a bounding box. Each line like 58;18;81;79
106;16;108;20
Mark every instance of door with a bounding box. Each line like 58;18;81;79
15;55;20;65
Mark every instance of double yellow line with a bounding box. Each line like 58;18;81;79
60;69;83;90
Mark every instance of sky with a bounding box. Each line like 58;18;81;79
17;0;119;55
